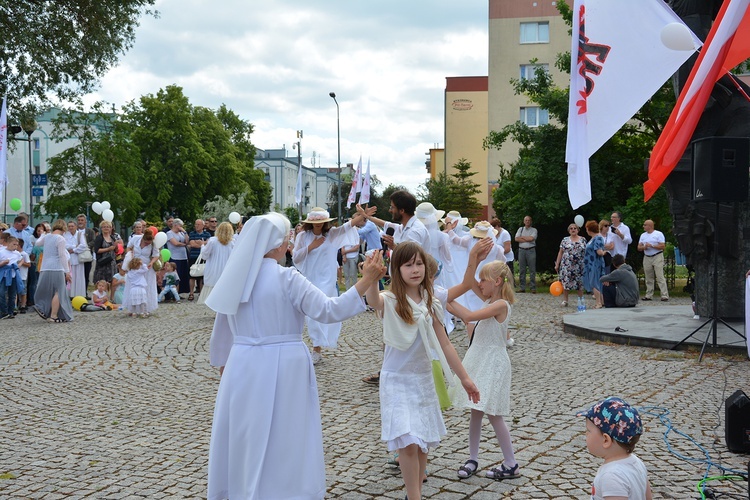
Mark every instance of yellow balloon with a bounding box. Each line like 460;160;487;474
71;296;88;311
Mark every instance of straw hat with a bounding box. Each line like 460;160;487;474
442;210;468;227
301;207;334;224
415;202;445;223
469;220;498;238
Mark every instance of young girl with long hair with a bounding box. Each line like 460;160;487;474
447;261;520;481
365;241;480;500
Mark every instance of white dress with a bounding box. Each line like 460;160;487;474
122;236;159;313
448;232;506;312
292;223;359;348
379;294;446;453
450;300;512;416
207;259;366;500
196;237;235;305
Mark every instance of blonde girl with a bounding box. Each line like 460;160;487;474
365;241;480;500
92;280;115;310
447;261;520;481
125;257;149;317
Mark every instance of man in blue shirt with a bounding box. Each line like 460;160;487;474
188;219;211;300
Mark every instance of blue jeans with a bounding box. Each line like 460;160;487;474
0;280;18;316
159;285;180;302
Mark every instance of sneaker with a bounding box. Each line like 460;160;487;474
311;351;323;365
1;313;13;320
19;307;27;314
642;297;652;301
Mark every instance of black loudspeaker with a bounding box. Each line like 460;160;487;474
725;389;750;453
692;137;750;203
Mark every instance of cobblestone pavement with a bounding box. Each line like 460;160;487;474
1;293;748;499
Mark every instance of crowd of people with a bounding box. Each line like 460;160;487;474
1;197;665;499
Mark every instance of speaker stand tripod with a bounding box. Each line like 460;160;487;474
671;202;746;361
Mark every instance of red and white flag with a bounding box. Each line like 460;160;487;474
644;0;750;201
0;97;7;208
566;0;701;209
346;155;362;208
359;157;371;204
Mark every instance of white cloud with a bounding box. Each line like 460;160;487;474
84;0;488;193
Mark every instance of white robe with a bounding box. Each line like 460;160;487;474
123;236;159;313
64;230;88;298
292;223;359;348
207;259;366;500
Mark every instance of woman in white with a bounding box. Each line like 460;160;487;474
206;213;385;500
415;202;453;289
292;207;370;364
122;229;160;314
64;220;88;298
197;222;235;305
33;219;74;322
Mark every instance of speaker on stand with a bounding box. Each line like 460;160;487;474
672;137;749;360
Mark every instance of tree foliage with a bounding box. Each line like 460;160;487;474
418;158;483;220
0;1;157;109
484;0;674;270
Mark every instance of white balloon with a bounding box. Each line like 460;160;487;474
574;215;585;228
228;211;241;224
661;23;696;51
92;201;103;215
153;232;168;249
102;209;114;222
101;201;111;210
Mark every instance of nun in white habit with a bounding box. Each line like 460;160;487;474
206;212;385;500
292;207;370;364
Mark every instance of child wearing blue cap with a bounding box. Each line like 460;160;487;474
578;397;653;500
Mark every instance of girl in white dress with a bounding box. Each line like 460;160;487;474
365;241;480;500
292;207;369;364
125;257;149;317
123;229;160;314
196;222;234;305
205;213;386;500
447;260;520;481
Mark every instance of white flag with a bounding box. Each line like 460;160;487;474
294;161;303;205
0;97;7;208
359;158;371;204
346;155;362;208
565;0;701;209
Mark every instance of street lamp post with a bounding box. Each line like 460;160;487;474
9;122;36;226
329;92;342;223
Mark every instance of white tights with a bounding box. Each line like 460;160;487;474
468;409;517;467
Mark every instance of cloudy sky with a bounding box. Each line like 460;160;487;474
84;0;489;193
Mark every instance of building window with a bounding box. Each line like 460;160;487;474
520;63;549;80
520;22;549;44
520;107;549;127
33;138;40;149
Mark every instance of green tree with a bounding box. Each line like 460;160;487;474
202;194;257;224
418;159;483;219
42;104;143;224
484;0;672;269
1;1;157;107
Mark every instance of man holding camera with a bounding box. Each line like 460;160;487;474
609;211;632;258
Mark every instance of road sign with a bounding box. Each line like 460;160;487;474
32;174;47;186
32;188;44;197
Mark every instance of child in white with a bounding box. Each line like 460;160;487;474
578;397;653;500
92;280;114;310
112;264;126;305
17;240;31;312
125;257;149;317
447;260;520;480
158;262;180;302
365;241;479;500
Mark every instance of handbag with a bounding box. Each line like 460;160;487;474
431;359;452;411
97;252;113;266
77;231;93;263
189;248;206;277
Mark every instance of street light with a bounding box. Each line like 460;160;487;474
329;92;342;223
9;121;36;226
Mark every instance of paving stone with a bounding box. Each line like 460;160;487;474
0;295;747;498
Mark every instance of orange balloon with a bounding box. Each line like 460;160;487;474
550;281;563;296
148;226;159;236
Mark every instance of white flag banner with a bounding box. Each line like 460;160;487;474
359;158;371;204
0;97;7;208
346;155;362;208
294;161;303;205
746;277;750;359
565;0;701;209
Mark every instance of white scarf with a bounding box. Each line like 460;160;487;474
382;291;453;386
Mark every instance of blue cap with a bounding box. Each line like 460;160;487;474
577;397;643;444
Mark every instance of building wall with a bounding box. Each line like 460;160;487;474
444;77;490;217
488;0;569;184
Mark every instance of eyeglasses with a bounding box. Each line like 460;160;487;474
602;224;610;227
568;227;577;231
208;220;217;223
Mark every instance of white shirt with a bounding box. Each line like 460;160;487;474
610;222;632;258
591;453;649;500
638;230;665;257
383;216;431;250
497;228;514;262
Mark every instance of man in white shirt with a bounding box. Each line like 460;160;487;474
637;219;669;301
360;190;430;250
610;211;633;258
